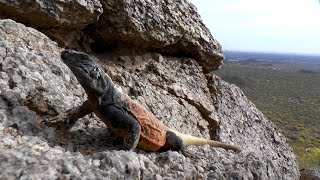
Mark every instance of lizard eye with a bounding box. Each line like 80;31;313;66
90;67;101;79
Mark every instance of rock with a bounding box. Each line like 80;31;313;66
0;0;103;47
89;0;223;72
300;168;320;180
102;54;215;138
0;0;223;72
206;74;300;179
0;16;299;180
0;0;102;28
0;19;86;138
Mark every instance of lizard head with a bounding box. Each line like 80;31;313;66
61;49;110;96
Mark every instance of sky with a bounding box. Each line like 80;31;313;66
188;0;320;55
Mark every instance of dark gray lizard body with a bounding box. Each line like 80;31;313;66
43;49;240;152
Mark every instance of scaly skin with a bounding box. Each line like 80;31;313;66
43;49;240;152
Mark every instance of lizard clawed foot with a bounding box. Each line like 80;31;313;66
122;135;139;151
41;113;75;130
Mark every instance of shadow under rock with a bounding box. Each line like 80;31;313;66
37;115;124;155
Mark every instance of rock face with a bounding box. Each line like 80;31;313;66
0;19;299;179
89;0;223;72
0;0;103;48
0;0;223;72
300;168;320;180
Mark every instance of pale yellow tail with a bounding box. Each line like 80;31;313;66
169;129;241;152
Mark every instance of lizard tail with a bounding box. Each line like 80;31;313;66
169;129;241;152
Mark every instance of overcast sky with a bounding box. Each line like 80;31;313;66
188;0;320;55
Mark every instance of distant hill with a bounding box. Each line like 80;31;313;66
217;51;320;168
224;50;320;65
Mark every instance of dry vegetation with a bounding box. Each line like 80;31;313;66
216;52;320;168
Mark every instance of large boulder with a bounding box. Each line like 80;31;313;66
0;0;103;48
89;0;223;72
0;0;223;72
0;19;299;179
0;0;102;28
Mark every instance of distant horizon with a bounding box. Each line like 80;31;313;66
223;49;320;64
189;0;320;56
223;49;320;57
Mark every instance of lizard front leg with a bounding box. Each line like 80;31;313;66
42;100;93;130
100;105;141;151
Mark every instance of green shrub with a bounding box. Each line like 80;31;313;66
293;145;320;168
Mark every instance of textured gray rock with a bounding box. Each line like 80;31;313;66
0;0;223;72
206;74;300;179
300;168;320;180
0;0;102;28
0;0;103;47
90;0;223;72
0;19;299;179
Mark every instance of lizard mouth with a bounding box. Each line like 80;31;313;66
61;49;82;64
61;49;78;63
